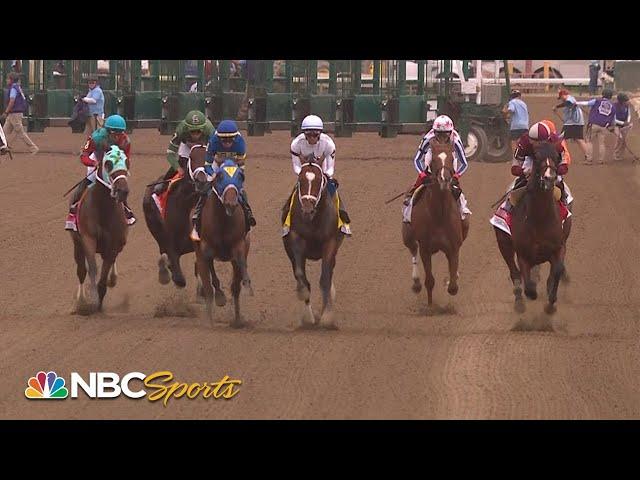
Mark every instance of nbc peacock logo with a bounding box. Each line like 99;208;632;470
25;371;69;399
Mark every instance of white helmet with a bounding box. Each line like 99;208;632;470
301;114;323;131
433;115;454;132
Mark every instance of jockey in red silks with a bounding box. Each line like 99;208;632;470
507;121;573;210
64;114;136;231
403;114;471;222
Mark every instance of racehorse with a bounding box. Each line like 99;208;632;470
281;160;345;329
402;141;469;309
142;144;207;289
70;146;130;314
494;141;571;314
193;158;253;328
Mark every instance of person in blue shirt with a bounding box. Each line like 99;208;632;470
554;88;591;164
502;89;530;151
2;72;38;155
81;77;105;136
191;120;255;241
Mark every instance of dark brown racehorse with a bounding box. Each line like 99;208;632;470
494;141;571;314
402;141;469;309
143;144;207;289
282;161;344;329
70;146;130;314
194;158;253;328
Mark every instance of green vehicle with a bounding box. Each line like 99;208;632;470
427;60;513;163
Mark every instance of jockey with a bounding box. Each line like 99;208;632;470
65;114;136;231
403;114;471;221
156;110;214;195
191;119;255;242
283;114;352;236
507;120;572;209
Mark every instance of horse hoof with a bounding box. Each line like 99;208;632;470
514;298;526;313
544;303;557;315
297;286;310;302
231;317;247;329
447;283;459;296
158;255;170;285
214;291;227;307
172;275;186;289
320;322;339;331
412;281;422;293
243;280;254;297
525;289;537;300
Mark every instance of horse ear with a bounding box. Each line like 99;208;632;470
105;160;114;173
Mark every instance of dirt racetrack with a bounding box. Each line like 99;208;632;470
2;95;640;419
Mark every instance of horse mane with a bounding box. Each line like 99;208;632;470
534;141;559;165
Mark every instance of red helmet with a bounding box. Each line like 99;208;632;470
528;122;552;141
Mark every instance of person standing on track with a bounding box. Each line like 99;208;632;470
553;88;591;165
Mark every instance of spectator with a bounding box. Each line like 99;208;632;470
1;73;38;155
82;76;105;136
11;60;21;74
589;60;601;96
577;89;615;164
502;89;530;151
612;92;633;162
52;61;66;76
553;88;591;165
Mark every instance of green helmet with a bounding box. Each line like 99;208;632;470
185;111;207;131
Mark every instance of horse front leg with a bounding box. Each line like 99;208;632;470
97;255;115;311
235;238;254;297
319;238;338;330
561;216;572;283
517;255;537;301
72;236;88;313
195;244;215;326
545;251;565;315
445;247;460;296
230;259;246;329
286;237;314;327
494;227;524;312
81;234;100;312
403;223;422;293
419;243;435;308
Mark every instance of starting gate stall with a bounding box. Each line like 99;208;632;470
158;60;206;135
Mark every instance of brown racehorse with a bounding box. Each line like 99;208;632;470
282;161;344;329
494;141;571;314
402;141;469;309
194;158;253;328
70;146;130;314
142;144;207;289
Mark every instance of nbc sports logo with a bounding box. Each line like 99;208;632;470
25;371;69;399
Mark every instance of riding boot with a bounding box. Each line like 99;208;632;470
338;195;351;224
190;193;206;241
123;202;136;226
154;166;177;195
240;190;257;227
65;178;91;231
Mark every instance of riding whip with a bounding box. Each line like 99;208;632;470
62;167;97;198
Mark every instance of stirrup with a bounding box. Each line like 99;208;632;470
340;224;352;236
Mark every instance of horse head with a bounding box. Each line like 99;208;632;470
101;146;129;204
531;142;559;193
429;141;455;192
213;157;244;217
297;160;327;221
187;144;209;194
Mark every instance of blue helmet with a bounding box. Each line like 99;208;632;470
105;114;127;131
216;120;239;138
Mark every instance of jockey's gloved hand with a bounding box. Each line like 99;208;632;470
511;165;524;176
557;164;568;176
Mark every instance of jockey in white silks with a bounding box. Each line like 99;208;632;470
403;114;472;222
